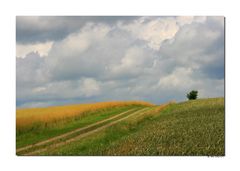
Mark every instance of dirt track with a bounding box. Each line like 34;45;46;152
17;107;150;155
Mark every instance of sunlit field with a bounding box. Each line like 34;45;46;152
16;98;224;156
16;101;154;149
17;101;154;131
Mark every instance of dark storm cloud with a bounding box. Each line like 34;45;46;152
16;16;139;44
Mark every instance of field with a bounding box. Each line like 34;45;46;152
16;98;224;156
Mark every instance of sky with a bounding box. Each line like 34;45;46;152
16;16;224;108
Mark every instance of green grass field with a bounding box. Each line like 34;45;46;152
16;98;224;156
16;105;145;148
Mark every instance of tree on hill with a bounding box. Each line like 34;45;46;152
187;90;198;100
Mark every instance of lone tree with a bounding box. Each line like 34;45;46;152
187;90;198;100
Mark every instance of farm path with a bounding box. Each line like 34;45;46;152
17;107;150;155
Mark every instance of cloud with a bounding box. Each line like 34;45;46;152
16;51;48;87
81;78;101;97
108;46;155;79
16;16;224;108
159;16;224;79
16;52;50;103
16;41;53;57
118;17;179;50
16;16;140;44
118;16;207;50
45;23;112;81
158;67;194;89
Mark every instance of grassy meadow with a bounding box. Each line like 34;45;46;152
16;101;154;149
16;98;224;156
17;101;153;129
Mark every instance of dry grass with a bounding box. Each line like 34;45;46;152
16;101;154;130
153;100;176;112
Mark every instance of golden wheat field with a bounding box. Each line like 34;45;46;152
16;101;154;130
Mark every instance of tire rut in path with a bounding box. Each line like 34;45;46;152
17;107;149;155
24;107;150;155
17;108;137;154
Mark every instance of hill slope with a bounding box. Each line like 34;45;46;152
16;98;224;156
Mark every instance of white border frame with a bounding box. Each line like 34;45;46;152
1;0;240;171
